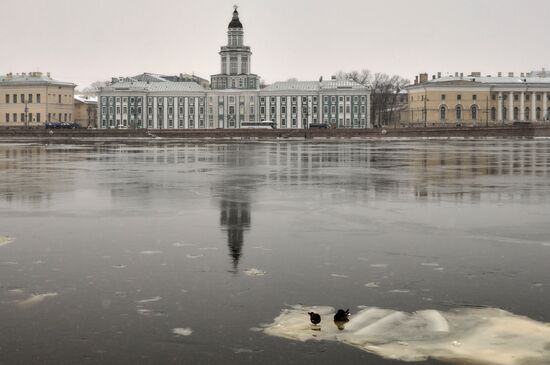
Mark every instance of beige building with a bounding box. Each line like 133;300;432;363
0;72;76;127
74;95;97;127
406;71;550;127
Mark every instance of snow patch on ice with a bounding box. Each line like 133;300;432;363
331;274;349;278
139;250;162;255
370;263;388;268
185;254;204;259
0;236;15;247
136;296;162;304
364;282;380;288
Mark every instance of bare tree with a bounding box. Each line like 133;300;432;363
336;69;408;127
81;81;110;96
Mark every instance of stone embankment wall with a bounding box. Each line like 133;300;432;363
1;126;550;141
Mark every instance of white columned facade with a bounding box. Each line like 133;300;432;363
509;92;514;121
531;92;537;121
497;91;503;121
520;92;525;121
544;92;548;121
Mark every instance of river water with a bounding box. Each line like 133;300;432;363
0;140;549;365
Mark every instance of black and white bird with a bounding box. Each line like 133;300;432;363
308;312;321;325
334;309;350;322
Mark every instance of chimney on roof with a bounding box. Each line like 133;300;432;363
520;72;525;77
508;72;514;77
498;72;502;77
432;75;436;80
460;72;464;78
437;72;441;79
419;73;428;83
471;72;481;77
414;76;418;85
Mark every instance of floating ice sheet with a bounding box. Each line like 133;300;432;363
0;236;15;247
264;305;550;365
17;292;58;308
244;268;266;277
136;296;162;304
172;328;192;336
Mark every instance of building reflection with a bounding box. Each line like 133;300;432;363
220;197;250;273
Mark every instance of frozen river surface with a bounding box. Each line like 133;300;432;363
1;141;550;365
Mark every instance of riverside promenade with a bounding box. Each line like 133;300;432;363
1;125;550;143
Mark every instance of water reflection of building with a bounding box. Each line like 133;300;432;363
220;198;250;272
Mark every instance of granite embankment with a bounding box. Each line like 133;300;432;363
1;125;550;143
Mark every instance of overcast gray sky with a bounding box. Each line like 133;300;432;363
1;0;549;89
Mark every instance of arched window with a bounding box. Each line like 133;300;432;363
513;107;519;120
440;106;446;121
456;105;462;120
536;107;541;120
491;107;496;121
503;107;507;120
525;107;530;121
471;105;477;120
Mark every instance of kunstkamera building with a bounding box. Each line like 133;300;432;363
98;7;370;129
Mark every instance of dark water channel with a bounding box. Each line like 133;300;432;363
1;140;549;364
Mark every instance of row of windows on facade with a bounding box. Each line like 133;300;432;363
100;116;367;129
414;93;550;102
4;112;71;123
3;93;71;104
101;95;367;106
102;102;366;118
437;105;550;121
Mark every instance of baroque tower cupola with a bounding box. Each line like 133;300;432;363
211;5;260;90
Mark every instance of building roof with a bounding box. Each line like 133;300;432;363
101;81;206;93
409;74;550;90
264;80;368;91
0;72;75;87
74;95;98;104
228;8;243;29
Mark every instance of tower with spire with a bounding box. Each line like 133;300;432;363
211;6;260;90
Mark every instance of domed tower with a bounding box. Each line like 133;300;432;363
211;6;260;90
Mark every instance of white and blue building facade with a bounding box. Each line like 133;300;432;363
98;7;370;129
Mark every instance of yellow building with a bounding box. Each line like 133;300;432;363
0;72;76;127
406;71;550;127
74;95;97;128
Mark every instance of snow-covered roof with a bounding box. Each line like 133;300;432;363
74;95;98;104
264;80;368;91
101;81;206;93
0;72;75;87
410;75;550;89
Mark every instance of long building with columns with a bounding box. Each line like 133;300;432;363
97;6;370;130
406;72;550;127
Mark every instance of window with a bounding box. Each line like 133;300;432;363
537;94;541;101
13;113;17;122
28;94;33;103
456;106;462;120
58;95;61;104
471;105;477;120
13;94;17;103
525;107;530;120
526;94;530;101
514;94;519;101
440;106;446;120
230;57;238;75
472;95;477;102
441;94;446;101
21;113;25;122
5;113;9;122
457;94;462;101
5;94;9;103
514;107;519;120
229;106;235;115
21;94;25;103
491;94;496;101
491;107;496;121
536;107;541;120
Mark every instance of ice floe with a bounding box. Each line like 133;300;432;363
173;242;194;247
364;282;380;288
185;254;204;259
112;265;127;269
139;250;162;255
172;328;192;336
0;236;15;247
370;264;388;268
264;305;550;365
244;268;266;277
136;296;162;304
331;274;350;278
17;292;58;308
388;289;411;294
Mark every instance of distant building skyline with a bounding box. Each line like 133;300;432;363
1;0;550;89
